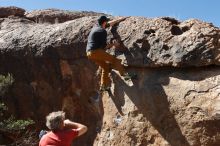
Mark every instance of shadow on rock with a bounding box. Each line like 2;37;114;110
111;69;190;146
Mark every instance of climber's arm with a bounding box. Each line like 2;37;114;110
108;17;128;27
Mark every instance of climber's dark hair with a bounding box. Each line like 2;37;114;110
98;15;110;25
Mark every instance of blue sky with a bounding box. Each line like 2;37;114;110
0;0;219;27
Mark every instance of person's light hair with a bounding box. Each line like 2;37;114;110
46;111;65;131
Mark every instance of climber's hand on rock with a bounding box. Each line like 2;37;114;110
109;16;129;27
118;16;129;21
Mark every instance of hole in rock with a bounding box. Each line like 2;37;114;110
182;26;190;32
144;29;155;35
171;25;183;35
136;39;143;43
162;44;169;50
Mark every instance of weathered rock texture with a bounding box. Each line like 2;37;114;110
25;9;104;24
95;67;220;146
0;6;25;18
110;17;220;67
0;7;220;146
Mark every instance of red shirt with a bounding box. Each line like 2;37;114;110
39;129;79;146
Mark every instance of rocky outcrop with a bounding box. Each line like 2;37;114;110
110;17;220;67
25;9;104;23
95;67;220;146
0;7;101;146
0;6;25;18
0;7;220;146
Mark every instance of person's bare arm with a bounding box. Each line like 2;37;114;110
64;119;88;136
108;17;128;27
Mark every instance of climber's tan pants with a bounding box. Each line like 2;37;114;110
87;49;125;87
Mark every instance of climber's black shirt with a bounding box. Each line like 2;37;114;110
86;25;107;52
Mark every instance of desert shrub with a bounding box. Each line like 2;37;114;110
0;74;38;146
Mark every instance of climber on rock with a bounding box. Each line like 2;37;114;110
39;111;87;146
86;15;137;92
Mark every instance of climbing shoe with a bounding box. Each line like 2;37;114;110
123;72;137;81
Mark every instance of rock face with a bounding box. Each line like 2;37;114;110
95;67;220;146
25;9;104;23
110;17;220;67
0;7;220;146
0;6;25;18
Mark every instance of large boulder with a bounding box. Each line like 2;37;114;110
25;9;104;23
0;6;25;18
0;15;219;67
0;14;99;146
110;17;220;67
95;67;220;146
0;7;220;146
